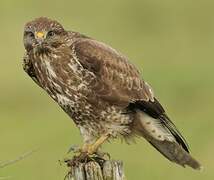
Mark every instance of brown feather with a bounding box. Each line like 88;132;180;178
72;38;154;107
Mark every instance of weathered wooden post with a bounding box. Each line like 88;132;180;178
65;160;125;180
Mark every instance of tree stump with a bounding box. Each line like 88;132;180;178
65;160;125;180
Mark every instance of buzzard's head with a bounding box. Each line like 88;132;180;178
23;17;67;53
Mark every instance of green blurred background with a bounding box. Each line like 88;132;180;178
0;0;213;179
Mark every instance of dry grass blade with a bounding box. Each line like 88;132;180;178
0;149;37;169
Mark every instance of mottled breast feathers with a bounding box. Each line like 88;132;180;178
72;38;154;107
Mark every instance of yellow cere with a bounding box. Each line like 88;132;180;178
36;31;45;38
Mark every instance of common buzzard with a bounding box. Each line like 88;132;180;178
23;17;201;170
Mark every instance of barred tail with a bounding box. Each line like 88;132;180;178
134;111;202;170
148;138;202;170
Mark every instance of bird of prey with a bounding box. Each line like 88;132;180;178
23;17;201;170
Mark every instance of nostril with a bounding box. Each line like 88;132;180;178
36;32;45;39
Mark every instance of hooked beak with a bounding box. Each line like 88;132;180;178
35;31;45;44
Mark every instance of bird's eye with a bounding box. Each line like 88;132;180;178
25;31;34;38
47;31;55;37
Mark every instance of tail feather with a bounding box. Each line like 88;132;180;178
133;110;202;170
148;139;202;170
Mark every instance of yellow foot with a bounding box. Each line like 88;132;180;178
65;134;110;167
82;134;110;155
81;144;97;155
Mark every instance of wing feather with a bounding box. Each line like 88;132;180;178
72;37;154;107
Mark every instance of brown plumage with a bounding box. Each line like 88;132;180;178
23;17;202;170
